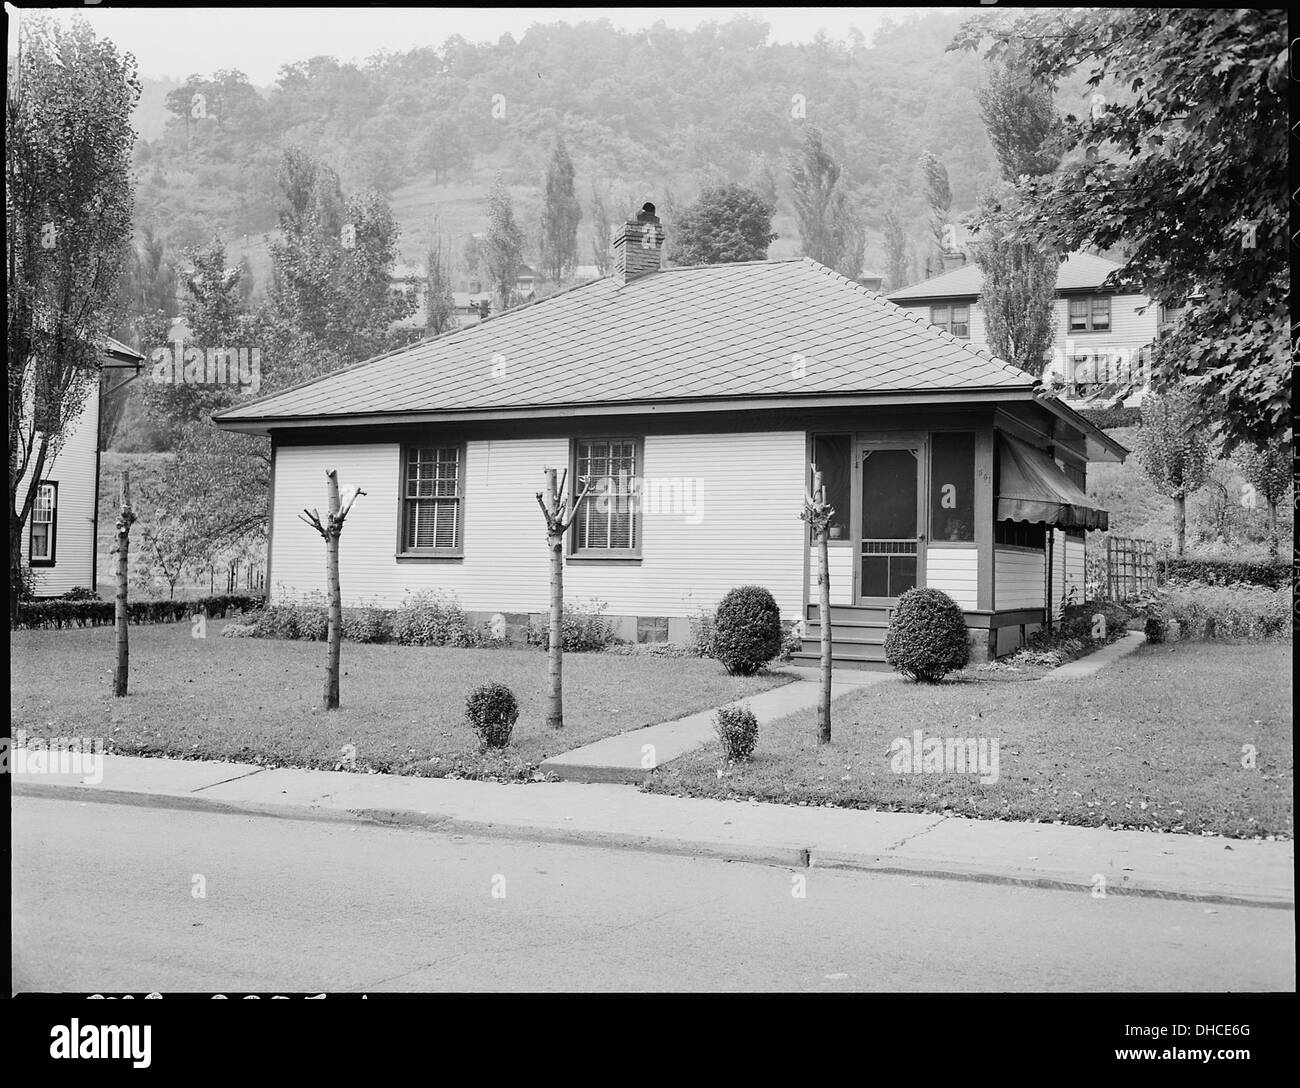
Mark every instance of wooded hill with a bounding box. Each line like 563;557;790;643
125;10;1099;292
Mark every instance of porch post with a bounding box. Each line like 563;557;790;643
975;426;995;611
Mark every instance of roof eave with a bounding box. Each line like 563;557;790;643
1037;394;1130;463
213;385;1039;436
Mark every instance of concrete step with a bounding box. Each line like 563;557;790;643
804;621;889;642
807;603;892;624
789;651;892;673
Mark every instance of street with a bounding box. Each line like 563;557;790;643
11;796;1294;993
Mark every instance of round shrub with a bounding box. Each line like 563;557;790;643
711;586;783;676
1143;614;1167;644
884;587;970;682
714;703;758;761
465;682;519;749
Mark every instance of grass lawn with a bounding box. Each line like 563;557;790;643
10;623;787;781
647;641;1293;839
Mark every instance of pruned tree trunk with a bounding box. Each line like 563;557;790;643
801;467;834;745
1267;499;1279;560
1174;495;1186;557
298;470;365;711
112;471;136;697
536;466;592;730
816;532;832;744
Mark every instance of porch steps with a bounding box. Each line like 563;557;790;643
792;604;894;673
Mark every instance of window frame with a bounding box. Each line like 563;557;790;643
1068;294;1112;333
568;436;644;561
29;480;58;567
397;442;467;560
929;302;971;339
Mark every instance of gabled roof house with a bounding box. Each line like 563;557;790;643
888;252;1174;409
19;337;144;597
216;204;1123;666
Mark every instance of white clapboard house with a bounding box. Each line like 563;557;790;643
215;205;1122;667
19;338;144;597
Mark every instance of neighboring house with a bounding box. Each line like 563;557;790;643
888;251;1174;409
215;206;1123;668
18;338;144;597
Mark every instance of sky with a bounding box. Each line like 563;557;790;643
7;6;926;85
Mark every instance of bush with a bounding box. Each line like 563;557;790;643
685;606;716;657
711;586;783;676
714;703;758;761
525;598;614;652
342;605;391;644
390;590;486;647
1155;582;1290;641
13;592;263;630
465;682;519;749
1059;597;1132;643
62;586;99;601
884;587;970;682
1158;557;1291;590
1144;614;1168;644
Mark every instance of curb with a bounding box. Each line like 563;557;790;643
15;781;1291;910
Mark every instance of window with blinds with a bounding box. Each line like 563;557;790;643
573;438;640;554
403;446;463;553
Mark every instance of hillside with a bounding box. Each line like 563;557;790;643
123;11;1102;292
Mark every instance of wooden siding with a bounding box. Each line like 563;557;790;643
1050;531;1087;611
926;544;978;609
807;544;853;606
995;546;1045;610
270;431;807;619
898;292;1159;390
18;386;99;596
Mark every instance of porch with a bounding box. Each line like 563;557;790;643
794;414;1108;670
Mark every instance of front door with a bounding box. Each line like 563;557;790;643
855;440;926;604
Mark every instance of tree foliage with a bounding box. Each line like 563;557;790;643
539;136;581;284
954;8;1289;451
483;172;525;310
674;183;777;265
882;209;910;293
7;14;138;607
917;150;952;262
1135;389;1213;556
788;127;864;277
969;50;1060;377
424;231;457;337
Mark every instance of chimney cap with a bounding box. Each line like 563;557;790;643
636;202;658;223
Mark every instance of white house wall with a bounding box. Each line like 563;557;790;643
896;293;1159;389
807;545;853;606
18;386;99;596
995;547;1045;610
926;544;978;609
271;431;808;621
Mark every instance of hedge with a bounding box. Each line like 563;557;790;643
1157;558;1291;590
13;593;265;630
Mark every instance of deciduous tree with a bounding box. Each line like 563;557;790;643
7;15;138;618
1135;389;1213;557
674;183;777;265
954;7;1289;450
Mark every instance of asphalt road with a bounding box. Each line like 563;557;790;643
11;796;1295;993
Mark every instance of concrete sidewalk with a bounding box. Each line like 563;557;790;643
539;667;890;783
1041;630;1147;680
13;753;1293;909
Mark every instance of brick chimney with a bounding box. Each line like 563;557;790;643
941;249;967;273
611;202;664;285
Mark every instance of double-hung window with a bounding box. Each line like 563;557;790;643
572;438;641;556
401;445;464;555
931;303;970;338
30;481;57;565
1069;296;1111;332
